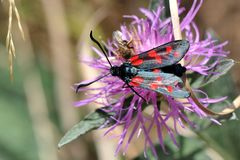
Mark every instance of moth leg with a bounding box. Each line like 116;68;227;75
126;83;147;102
122;82;128;88
127;38;134;49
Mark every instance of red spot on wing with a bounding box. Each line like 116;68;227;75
166;46;172;54
150;83;158;90
129;81;139;87
148;50;157;57
129;55;139;62
129;76;144;87
156;76;162;81
167;86;173;93
132;76;144;83
153;69;160;73
174;51;180;58
155;55;162;64
131;59;143;66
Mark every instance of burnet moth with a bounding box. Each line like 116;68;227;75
76;31;190;100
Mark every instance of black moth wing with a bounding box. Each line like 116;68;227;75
128;40;190;69
129;70;190;98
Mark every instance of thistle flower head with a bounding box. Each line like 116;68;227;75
75;0;228;158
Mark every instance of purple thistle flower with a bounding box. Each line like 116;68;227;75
76;0;228;158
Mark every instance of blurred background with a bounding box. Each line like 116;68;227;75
0;0;239;160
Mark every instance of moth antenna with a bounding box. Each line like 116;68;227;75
76;73;110;93
90;31;113;67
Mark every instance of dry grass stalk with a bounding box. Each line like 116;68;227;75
5;0;25;80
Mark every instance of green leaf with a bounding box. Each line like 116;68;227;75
58;107;114;148
198;120;240;160
191;58;235;88
134;136;210;160
200;70;238;120
58;95;152;148
188;67;238;125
